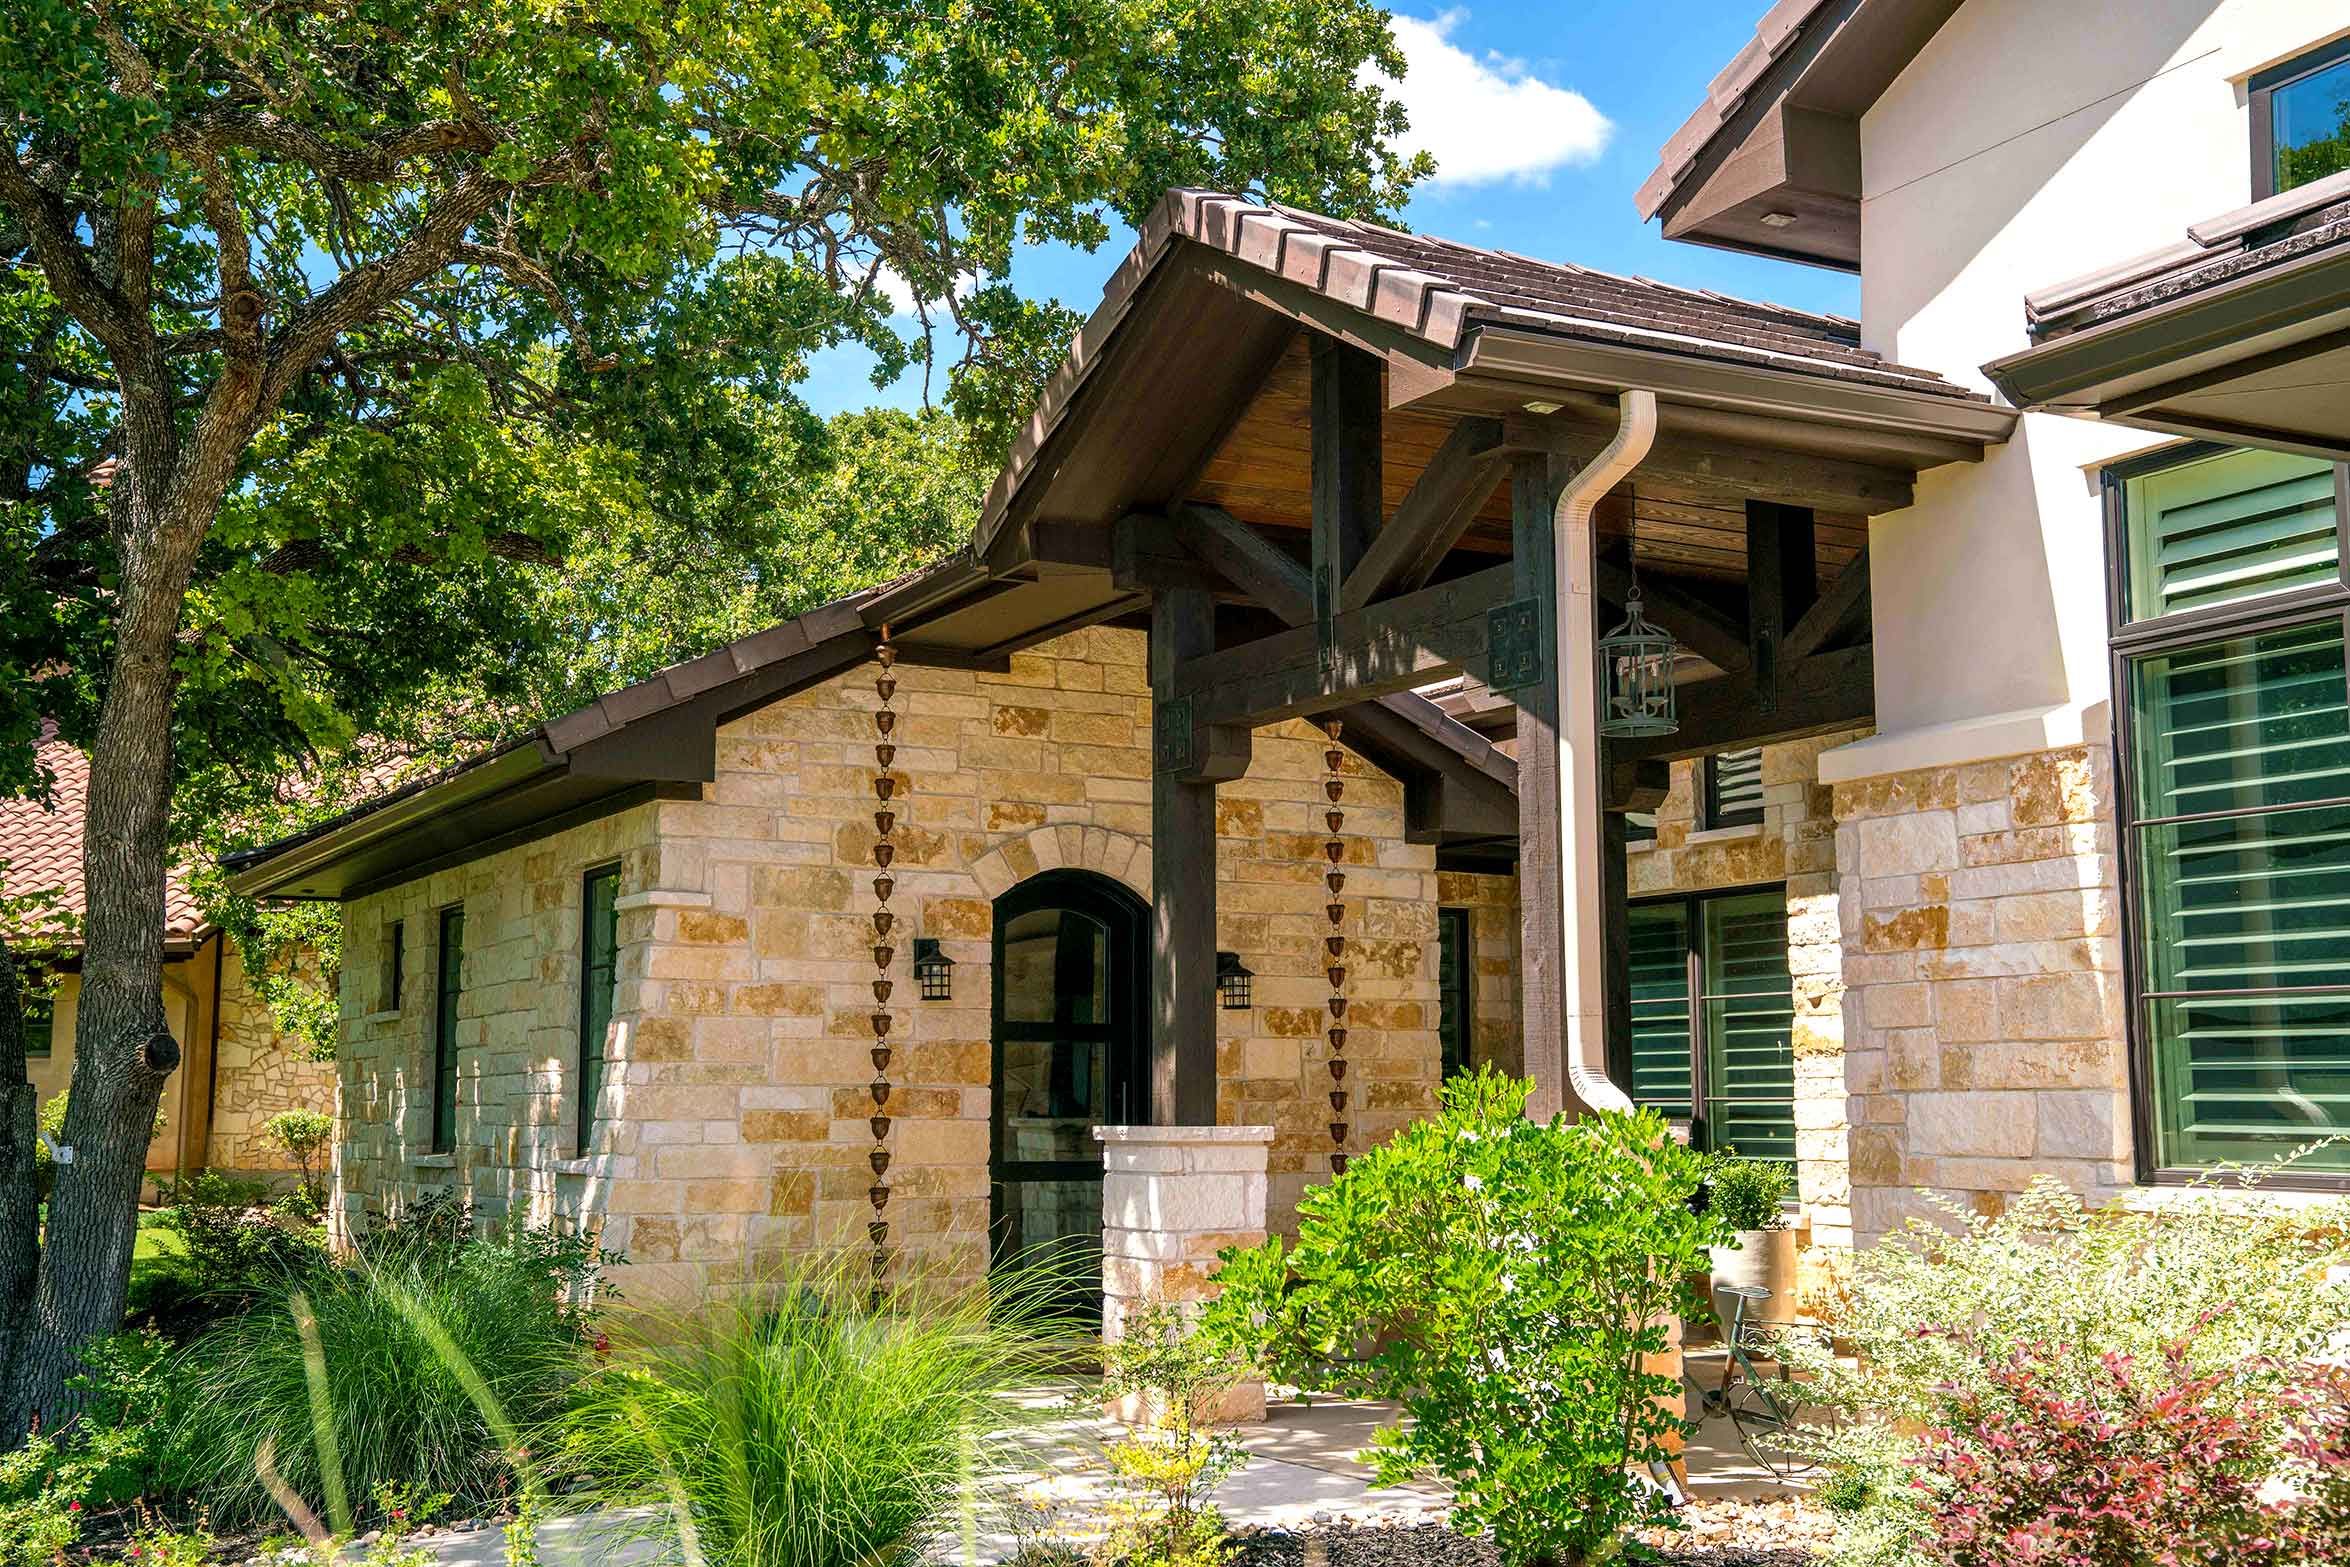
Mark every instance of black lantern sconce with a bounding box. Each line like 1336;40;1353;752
913;938;955;1001
1215;951;1254;1011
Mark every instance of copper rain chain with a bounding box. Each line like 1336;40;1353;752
867;629;899;1301
1322;719;1350;1175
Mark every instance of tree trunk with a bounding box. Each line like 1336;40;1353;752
2;473;204;1438
0;942;42;1409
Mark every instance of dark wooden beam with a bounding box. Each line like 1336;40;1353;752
1610;645;1874;763
1150;588;1228;1126
1341;415;1508;609
1510;413;1914;513
1167;564;1515;728
1593;560;1751;675
1605;757;1671;813
1110;515;1227;595
1510;454;1568;1112
1745;500;1816;712
1782;547;1871;663
1171;503;1312;619
1311;335;1383;665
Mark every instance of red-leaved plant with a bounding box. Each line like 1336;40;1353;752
1908;1320;2350;1567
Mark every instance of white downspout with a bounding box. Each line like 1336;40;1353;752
1551;388;1658;1118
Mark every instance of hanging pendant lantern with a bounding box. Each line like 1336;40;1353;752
1597;585;1680;739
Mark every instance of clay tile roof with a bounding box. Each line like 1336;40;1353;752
1635;0;1835;219
0;725;207;945
2023;169;2350;341
1147;191;1977;400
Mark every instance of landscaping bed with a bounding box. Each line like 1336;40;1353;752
1229;1501;1832;1567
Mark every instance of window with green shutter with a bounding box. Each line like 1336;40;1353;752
1703;747;1766;828
2113;443;2350;1181
432;905;464;1154
2122;447;2339;623
580;866;621;1151
1621;888;1795;1160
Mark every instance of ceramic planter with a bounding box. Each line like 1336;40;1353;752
1708;1226;1797;1330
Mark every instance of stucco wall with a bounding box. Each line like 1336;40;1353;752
334;627;1464;1299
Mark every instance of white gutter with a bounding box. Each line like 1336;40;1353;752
1547;388;1657;1120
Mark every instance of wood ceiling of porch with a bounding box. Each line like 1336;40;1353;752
1186;336;1867;590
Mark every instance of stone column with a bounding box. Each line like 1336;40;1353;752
1097;1124;1274;1423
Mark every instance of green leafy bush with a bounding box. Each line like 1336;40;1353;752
1207;1069;1729;1567
263;1108;335;1215
0;1332;186;1564
153;1170;330;1301
1090;1297;1249;1567
1704;1155;1793;1232
559;1255;1067;1567
169;1211;607;1529
1784;1174;2350;1567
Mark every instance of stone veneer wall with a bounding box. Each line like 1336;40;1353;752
205;939;339;1175
335;627;1456;1299
1832;742;2131;1244
1628;732;1860;1257
1435;869;1523;1080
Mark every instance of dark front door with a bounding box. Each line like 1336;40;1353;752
990;869;1148;1312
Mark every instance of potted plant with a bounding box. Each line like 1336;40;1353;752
1704;1155;1796;1330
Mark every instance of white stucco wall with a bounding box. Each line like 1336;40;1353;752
1832;0;2349;775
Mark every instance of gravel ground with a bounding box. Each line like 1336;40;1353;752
1231;1498;1833;1567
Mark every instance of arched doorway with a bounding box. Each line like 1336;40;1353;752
990;868;1149;1311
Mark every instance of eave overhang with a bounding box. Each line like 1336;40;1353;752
1986;183;2350;461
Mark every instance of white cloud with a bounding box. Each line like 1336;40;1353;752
1377;10;1612;187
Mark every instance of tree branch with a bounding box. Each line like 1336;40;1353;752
0;147;135;356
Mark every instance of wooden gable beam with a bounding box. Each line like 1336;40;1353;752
1508;413;1914;513
1746;499;1817;711
1782;547;1872;663
1170;503;1312;618
1340;415;1510;610
1311;335;1384;653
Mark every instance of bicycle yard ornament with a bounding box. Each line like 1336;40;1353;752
1597;583;1680;739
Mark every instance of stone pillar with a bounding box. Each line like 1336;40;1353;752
1097;1124;1274;1423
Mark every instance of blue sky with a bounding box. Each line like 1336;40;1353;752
801;2;1856;417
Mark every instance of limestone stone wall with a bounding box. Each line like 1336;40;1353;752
1436;869;1523;1080
1832;742;2131;1243
335;626;1451;1299
1628;732;1861;1254
206;939;338;1176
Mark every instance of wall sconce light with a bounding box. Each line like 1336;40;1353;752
1215;951;1254;1011
913;938;955;1001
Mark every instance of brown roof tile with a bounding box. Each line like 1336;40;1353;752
1;726;207;943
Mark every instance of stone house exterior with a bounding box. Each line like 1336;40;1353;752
3;728;333;1186
230;0;2350;1311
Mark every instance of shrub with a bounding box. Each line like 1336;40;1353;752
1784;1174;2350;1567
1705;1155;1793;1232
1091;1297;1249;1567
559;1255;1068;1567
1207;1069;1729;1567
263;1109;334;1214
152;1170;330;1305
169;1211;606;1529
0;1333;185;1564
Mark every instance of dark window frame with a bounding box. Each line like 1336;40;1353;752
384;920;405;1013
1613;880;1794;1158
2251;34;2350;201
21;988;54;1058
1436;906;1474;1078
2103;442;2350;1190
578;864;622;1154
1701;747;1767;830
431;903;465;1154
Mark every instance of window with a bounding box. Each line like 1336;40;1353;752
1437;907;1473;1078
579;866;621;1150
1621;887;1797;1161
2110;443;2350;1180
1702;746;1766;829
2253;36;2350;199
431;905;464;1153
384;920;405;1013
21;990;53;1058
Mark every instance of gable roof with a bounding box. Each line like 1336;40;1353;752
1635;0;1962;269
2;725;208;949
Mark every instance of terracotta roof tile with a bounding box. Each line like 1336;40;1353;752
0;726;207;943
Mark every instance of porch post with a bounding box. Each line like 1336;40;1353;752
1510;456;1572;1118
1149;587;1227;1126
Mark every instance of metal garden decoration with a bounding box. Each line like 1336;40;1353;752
1597;585;1681;739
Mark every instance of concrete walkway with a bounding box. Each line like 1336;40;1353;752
403;1380;1808;1567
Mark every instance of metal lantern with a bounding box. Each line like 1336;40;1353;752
913;938;955;1001
1598;585;1681;738
1215;951;1254;1010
